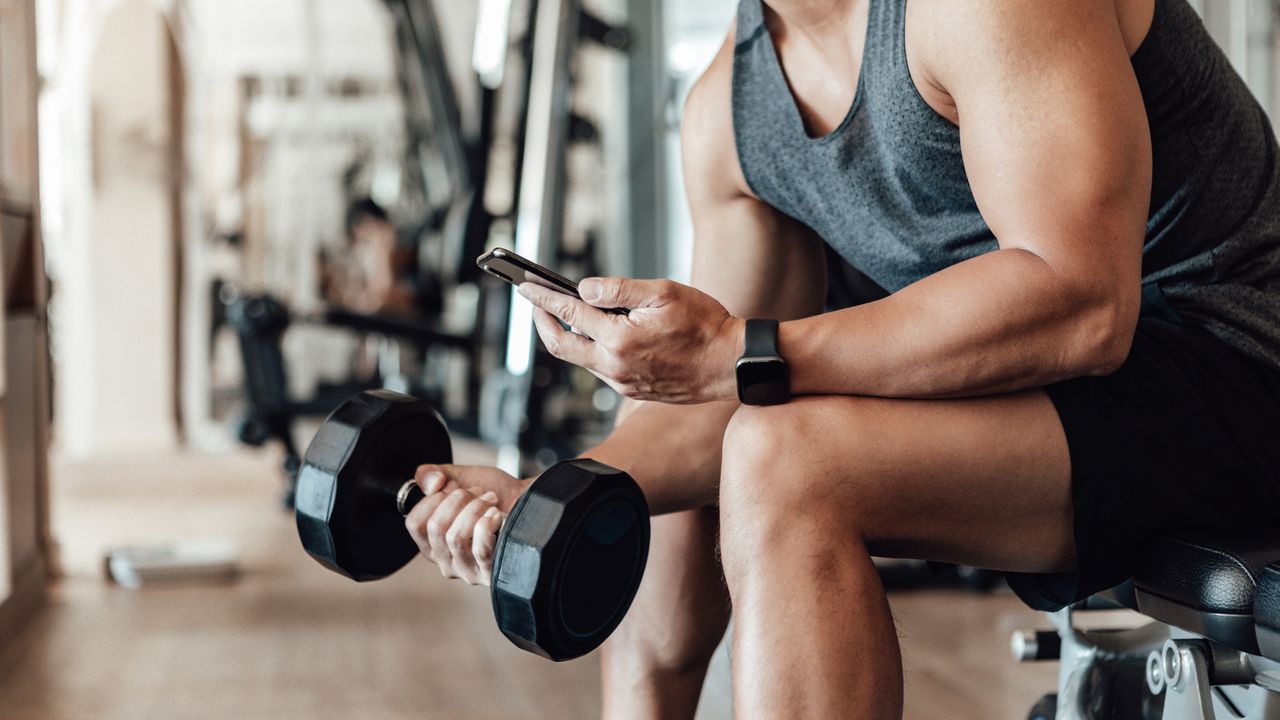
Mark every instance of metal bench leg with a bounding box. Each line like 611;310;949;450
1148;640;1217;720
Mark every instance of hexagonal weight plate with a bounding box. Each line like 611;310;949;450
296;390;452;581
491;459;650;661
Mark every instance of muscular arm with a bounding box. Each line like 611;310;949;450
782;0;1149;397
583;38;825;514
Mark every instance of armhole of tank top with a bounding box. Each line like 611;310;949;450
898;0;967;131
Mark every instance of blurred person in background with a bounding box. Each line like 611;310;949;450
320;198;422;317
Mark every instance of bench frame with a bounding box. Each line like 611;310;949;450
1030;603;1280;719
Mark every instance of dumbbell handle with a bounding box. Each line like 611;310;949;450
396;480;426;516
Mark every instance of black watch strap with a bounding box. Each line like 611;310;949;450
744;318;780;357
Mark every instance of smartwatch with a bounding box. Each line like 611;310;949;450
736;318;791;405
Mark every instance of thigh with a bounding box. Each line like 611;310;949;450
1023;317;1280;606
724;389;1074;574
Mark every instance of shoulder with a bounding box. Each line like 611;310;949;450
910;0;1120;43
681;22;754;201
906;0;1137;111
682;24;736;147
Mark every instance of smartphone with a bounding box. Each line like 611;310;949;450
476;247;580;297
476;248;629;314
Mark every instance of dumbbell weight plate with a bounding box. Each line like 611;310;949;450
491;459;650;661
296;390;452;581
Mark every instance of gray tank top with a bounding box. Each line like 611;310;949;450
732;0;1280;370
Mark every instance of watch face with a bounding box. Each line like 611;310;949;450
737;358;790;405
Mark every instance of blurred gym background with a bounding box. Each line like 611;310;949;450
0;0;1276;718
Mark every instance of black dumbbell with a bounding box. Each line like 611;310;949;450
295;390;650;661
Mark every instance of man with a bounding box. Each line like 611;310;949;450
404;0;1280;717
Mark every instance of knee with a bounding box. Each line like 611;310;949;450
718;399;898;580
718;403;843;572
719;402;815;510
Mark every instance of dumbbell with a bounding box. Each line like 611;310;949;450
294;389;650;661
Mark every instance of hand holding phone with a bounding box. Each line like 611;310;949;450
483;248;744;403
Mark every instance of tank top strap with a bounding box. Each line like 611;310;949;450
735;0;767;46
862;0;912;107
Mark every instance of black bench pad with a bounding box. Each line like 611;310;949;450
1132;531;1280;657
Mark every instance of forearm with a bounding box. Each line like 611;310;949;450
781;248;1135;398
580;399;737;515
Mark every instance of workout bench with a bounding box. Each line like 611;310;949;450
1017;529;1280;719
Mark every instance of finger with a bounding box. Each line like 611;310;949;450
578;277;673;310
404;487;457;557
518;283;619;342
414;464;496;495
426;489;475;577
532;308;598;364
446;493;499;584
474;507;504;586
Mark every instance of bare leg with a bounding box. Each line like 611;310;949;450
718;392;1075;719
600;507;730;720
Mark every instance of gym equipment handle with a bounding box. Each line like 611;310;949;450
396;480;426;516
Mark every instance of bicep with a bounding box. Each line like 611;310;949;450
688;197;826;321
943;0;1150;286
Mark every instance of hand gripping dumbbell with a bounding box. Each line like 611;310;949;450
294;390;650;661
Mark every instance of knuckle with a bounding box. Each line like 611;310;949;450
426;517;446;538
559;303;579;326
601;277;624;301
410;524;430;546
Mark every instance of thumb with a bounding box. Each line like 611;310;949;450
414;463;469;494
578;277;669;309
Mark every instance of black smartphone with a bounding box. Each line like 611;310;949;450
476;248;629;314
476;247;581;297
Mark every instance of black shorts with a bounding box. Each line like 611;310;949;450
1006;300;1280;610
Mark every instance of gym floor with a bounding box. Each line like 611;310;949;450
0;444;1058;719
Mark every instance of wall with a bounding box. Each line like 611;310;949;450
38;0;405;453
63;0;179;452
